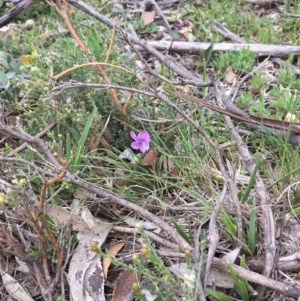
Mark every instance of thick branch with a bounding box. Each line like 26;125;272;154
0;0;32;27
143;41;300;57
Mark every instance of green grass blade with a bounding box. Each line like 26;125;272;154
206;288;233;301
221;211;237;238
241;158;261;203
204;43;214;63
248;199;257;255
227;264;249;301
66;132;71;160
73;107;97;167
172;218;192;244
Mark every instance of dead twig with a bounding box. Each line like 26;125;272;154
0;118;61;168
147;0;171;31
211;20;246;43
155;92;239;251
212;257;300;299
272;57;300;76
143;40;300;57
68;173;192;251
46;0;128;121
245;0;284;5
177;92;300;145
68;0;211;86
203;185;227;288
112;225;179;249
0;147;193;251
248;255;300;272
0;220;30;262
50;82;155;98
8;121;57;156
0;0;32;27
210;20;300;76
212;77;276;299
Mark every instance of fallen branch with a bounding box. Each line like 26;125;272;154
211;19;300;76
0;0;32;27
248;256;300;272
213;77;276;299
69;0;210;86
245;0;284;5
177;92;300;145
213;258;300;299
143;41;300;57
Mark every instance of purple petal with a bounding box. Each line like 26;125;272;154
138;130;151;143
130;131;137;141
139;143;150;153
177;22;184;29
131;141;141;150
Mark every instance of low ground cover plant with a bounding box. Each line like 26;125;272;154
0;0;300;300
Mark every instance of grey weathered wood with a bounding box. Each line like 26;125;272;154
144;40;300;57
0;0;32;27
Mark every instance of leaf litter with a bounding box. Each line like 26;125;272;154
0;0;300;300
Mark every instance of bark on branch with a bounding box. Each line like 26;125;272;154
142;41;300;57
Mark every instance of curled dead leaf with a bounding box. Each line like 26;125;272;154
103;242;126;279
143;10;156;25
112;270;137;301
224;67;236;84
141;149;158;166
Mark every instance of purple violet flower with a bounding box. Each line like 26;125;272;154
130;130;151;154
177;21;184;29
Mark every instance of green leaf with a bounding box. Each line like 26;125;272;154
287;206;300;218
221;211;237;238
73;107;97;167
206;288;233;301
9;59;21;71
66;132;72;160
172;218;192;244
227;263;239;283
228;264;249;301
69;127;80;143
0;50;9;59
0;70;9;90
90;27;99;44
0;50;9;68
248;199;257;255
5;71;16;79
203;43;214;63
234;280;249;301
241;158;261;203
88;27;101;59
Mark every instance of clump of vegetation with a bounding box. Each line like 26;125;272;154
0;0;300;300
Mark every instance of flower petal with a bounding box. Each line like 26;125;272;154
130;131;137;140
138;130;151;143
139;143;149;153
131;141;141;150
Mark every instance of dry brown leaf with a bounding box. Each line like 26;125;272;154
224;67;236;84
0;25;16;40
103;242;126;279
67;208;112;301
0;256;34;301
141;149;157;166
284;112;298;123
164;156;180;177
143;10;156;25
47;204;90;232
74;186;88;199
112;270;137;301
